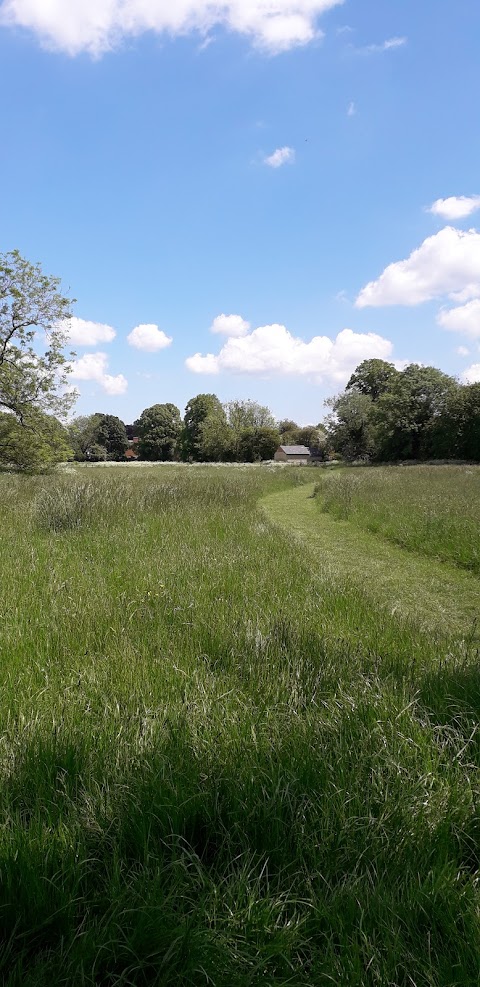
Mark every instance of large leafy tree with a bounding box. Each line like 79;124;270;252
68;413;128;461
457;384;480;461
182;393;225;460
325;391;376;461
374;364;457;460
431;382;480;461
94;413;128;460
198;414;234;462
0;250;75;425
346;359;399;402
226;399;276;431
68;415;103;461
134;403;181;461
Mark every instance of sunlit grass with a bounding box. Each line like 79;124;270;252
0;464;479;985
314;464;480;574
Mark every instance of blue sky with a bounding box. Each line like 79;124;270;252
1;0;480;425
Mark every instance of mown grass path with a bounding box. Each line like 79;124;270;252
262;481;480;641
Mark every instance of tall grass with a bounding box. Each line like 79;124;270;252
0;464;479;985
314;464;480;574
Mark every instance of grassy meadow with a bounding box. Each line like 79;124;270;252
0;463;479;985
314;464;480;575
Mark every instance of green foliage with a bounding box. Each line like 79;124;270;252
327;360;473;463
0;250;75;425
0;411;72;472
68;414;128;461
134;402;182;460
325;390;376;461
226;398;276;431
67;414;101;460
182;393;226;461
346;358;399;401
277;418;298;435
431;383;480;461
181;395;278;462
93;413;128;459
198;412;235;461
236;425;281;462
373;364;457;460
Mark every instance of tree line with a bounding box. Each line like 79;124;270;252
67;398;327;464
327;359;480;462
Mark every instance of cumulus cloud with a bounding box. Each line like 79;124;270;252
462;363;480;384
210;314;250;337
457;346;470;356
356;227;480;308
263;146;295;168
186;324;393;382
437;299;480;338
68;352;128;395
0;0;343;56
428;196;480;221
127;323;173;351
62;316;116;346
100;374;128;395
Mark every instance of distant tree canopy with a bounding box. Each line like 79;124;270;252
68;414;128;461
326;360;480;462
226;399;276;432
346;359;399;402
134;403;182;461
179;395;280;462
182;393;226;461
93;414;128;460
236;426;280;462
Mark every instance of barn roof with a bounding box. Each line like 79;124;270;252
278;445;311;455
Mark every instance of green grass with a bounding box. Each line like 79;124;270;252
313;464;480;574
0;464;479;985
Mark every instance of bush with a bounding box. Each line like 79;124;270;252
0;412;72;473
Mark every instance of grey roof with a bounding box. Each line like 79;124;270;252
279;445;311;455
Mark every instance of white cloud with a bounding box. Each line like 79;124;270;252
127;323;173;352
437;299;480;338
462;363;480;384
102;373;129;395
264;146;295;168
457;346;470;357
186;324;393;382
62;316;116;346
355;36;407;54
0;0;343;56
356;227;480;308
68;351;128;394
187;352;221;374
210;314;250;337
448;284;480;303
347;101;356;117
428;196;480;221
